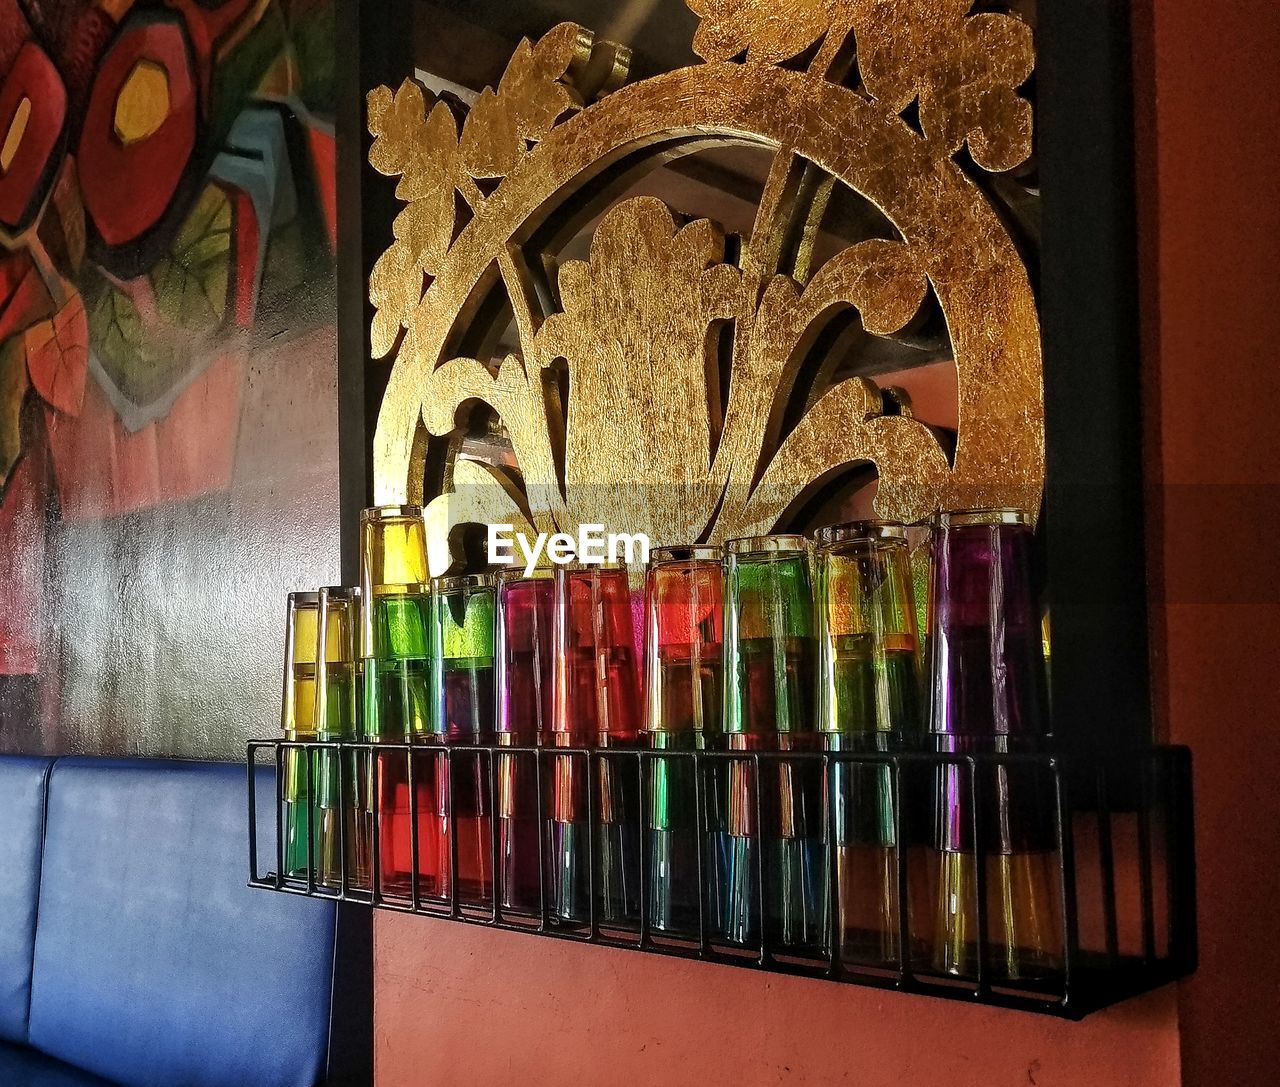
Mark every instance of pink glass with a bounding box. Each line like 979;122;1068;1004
495;575;554;913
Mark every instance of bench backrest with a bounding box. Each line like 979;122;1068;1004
0;756;335;1087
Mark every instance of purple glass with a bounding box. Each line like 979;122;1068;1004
928;509;1060;979
930;510;1047;743
930;509;1050;852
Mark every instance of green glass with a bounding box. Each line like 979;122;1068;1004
432;575;497;742
359;504;432;743
363;594;433;742
315;587;370;890
722;536;817;743
717;535;825;952
432;574;498;905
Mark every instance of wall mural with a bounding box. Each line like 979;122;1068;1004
0;0;338;756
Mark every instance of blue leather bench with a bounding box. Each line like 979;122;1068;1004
0;756;336;1087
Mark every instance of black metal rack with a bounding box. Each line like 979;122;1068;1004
247;741;1195;1019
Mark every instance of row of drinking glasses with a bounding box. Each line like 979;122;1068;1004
279;507;1060;980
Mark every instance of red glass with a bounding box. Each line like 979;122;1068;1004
495;575;553;913
552;566;642;746
375;747;449;901
550;566;642;924
497;576;554;743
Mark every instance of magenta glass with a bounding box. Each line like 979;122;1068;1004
497;577;554;743
494;575;553;913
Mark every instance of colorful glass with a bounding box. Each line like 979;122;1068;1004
718;535;825;951
358;506;439;901
644;546;723;936
550;565;642;925
495;573;554;913
928;509;1060;980
281;591;319;880
432;574;498;906
314;586;371;891
816;521;923;966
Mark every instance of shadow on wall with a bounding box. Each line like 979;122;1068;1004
0;0;341;759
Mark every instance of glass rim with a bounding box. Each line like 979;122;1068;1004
649;544;722;564
435;572;497;591
494;566;555;585
287;590;320;606
724;533;808;556
813;520;907;545
554;560;631;575
943;508;1034;528
359;504;424;522
317;585;357;599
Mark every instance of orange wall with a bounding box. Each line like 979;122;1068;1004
1139;0;1280;1085
373;1;1280;1082
375;922;1179;1086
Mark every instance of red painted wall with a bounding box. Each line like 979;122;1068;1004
1138;0;1280;1084
374;0;1280;1082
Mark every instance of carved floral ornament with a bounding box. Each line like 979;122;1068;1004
366;0;1043;575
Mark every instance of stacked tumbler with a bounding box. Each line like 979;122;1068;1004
359;506;440;901
549;564;642;925
644;546;724;936
929;509;1061;980
717;535;826;952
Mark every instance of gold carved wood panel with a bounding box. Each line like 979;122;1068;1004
366;1;1042;575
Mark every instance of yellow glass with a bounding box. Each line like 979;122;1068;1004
933;848;1064;982
359;505;429;659
281;591;319;878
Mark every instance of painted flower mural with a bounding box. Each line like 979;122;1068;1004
0;0;336;679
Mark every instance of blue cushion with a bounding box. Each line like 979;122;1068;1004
0;757;54;1044
27;759;335;1087
0;1041;118;1087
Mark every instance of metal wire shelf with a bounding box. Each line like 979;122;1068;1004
247;741;1194;1019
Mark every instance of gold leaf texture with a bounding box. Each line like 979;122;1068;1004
366;24;632;361
848;0;1034;172
686;0;844;64
369;9;1044;557
458;23;593;179
714;239;945;534
535;197;740;543
367;79;463;357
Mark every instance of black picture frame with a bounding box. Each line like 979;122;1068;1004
326;0;1156;1064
